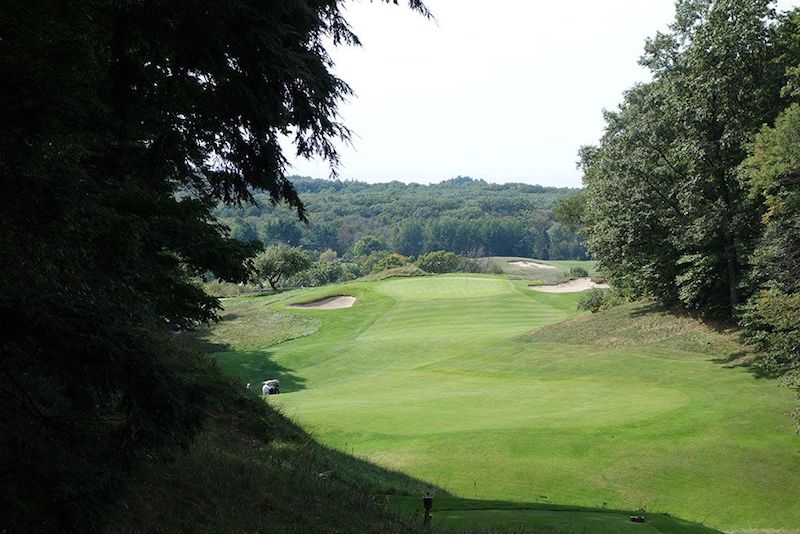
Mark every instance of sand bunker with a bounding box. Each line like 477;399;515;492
529;278;610;293
509;260;558;270
288;295;356;310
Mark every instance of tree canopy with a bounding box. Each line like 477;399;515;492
581;0;790;316
0;0;427;529
254;244;311;290
580;0;800;422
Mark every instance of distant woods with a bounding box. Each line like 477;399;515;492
580;1;800;395
220;176;588;261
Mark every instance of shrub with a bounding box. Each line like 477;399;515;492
373;253;409;272
360;265;428;281
417;251;462;273
577;289;606;313
565;266;589;278
288;261;361;287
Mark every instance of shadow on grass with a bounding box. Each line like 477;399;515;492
187;321;309;392
709;351;782;379
213;350;307;393
626;301;780;381
387;495;724;533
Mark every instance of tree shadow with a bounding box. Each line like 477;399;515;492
183;328;307;393
709;351;781;379
626;301;779;380
213;350;307;393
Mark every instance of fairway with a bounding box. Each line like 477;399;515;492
208;275;800;532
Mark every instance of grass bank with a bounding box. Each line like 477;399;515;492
205;274;800;532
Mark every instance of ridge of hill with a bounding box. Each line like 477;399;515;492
215;176;588;260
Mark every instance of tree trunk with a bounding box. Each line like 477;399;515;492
724;231;739;309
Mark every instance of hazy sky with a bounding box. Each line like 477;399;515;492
286;0;799;187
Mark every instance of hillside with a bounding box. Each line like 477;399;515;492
203;273;800;532
215;176;587;260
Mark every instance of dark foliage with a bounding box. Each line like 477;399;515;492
0;0;427;529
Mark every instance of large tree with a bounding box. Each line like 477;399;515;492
0;0;428;530
739;101;800;386
581;0;788;316
253;244;311;290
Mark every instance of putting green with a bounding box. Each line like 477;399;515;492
210;275;800;532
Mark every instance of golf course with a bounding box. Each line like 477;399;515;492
204;268;800;533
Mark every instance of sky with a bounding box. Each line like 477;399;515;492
285;0;800;188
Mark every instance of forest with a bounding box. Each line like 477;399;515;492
218;176;587;260
578;0;800;402
3;0;800;531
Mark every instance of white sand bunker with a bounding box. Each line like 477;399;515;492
288;295;356;310
509;260;558;270
530;278;610;293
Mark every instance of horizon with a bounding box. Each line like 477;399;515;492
287;173;585;189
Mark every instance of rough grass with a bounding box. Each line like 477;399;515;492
209;275;800;532
108;388;432;533
195;299;320;352
488;257;597;281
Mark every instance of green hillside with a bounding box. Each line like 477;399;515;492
204;274;800;532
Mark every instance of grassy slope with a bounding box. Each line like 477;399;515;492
209;275;799;532
109;378;436;533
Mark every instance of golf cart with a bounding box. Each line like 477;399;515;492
263;379;280;395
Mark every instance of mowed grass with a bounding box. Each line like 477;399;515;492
210;275;800;532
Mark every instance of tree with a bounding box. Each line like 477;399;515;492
0;0;428;529
553;192;587;234
254;245;311;290
739;102;800;385
319;248;339;263
260;216;303;246
230;217;259;243
393;221;426;256
581;0;786;316
352;235;385;257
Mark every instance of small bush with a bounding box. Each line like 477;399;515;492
373;253;410;272
577;289;606;313
360;265;428;281
205;280;259;298
465;257;505;274
417;251;462;273
565;266;589;278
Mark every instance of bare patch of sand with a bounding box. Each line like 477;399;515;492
529;278;610;293
288;295;357;310
509;260;558;270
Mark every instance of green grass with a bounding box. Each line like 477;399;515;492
390;496;720;533
209;275;800;532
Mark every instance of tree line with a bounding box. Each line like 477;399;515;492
579;0;800;410
218;176;588;261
